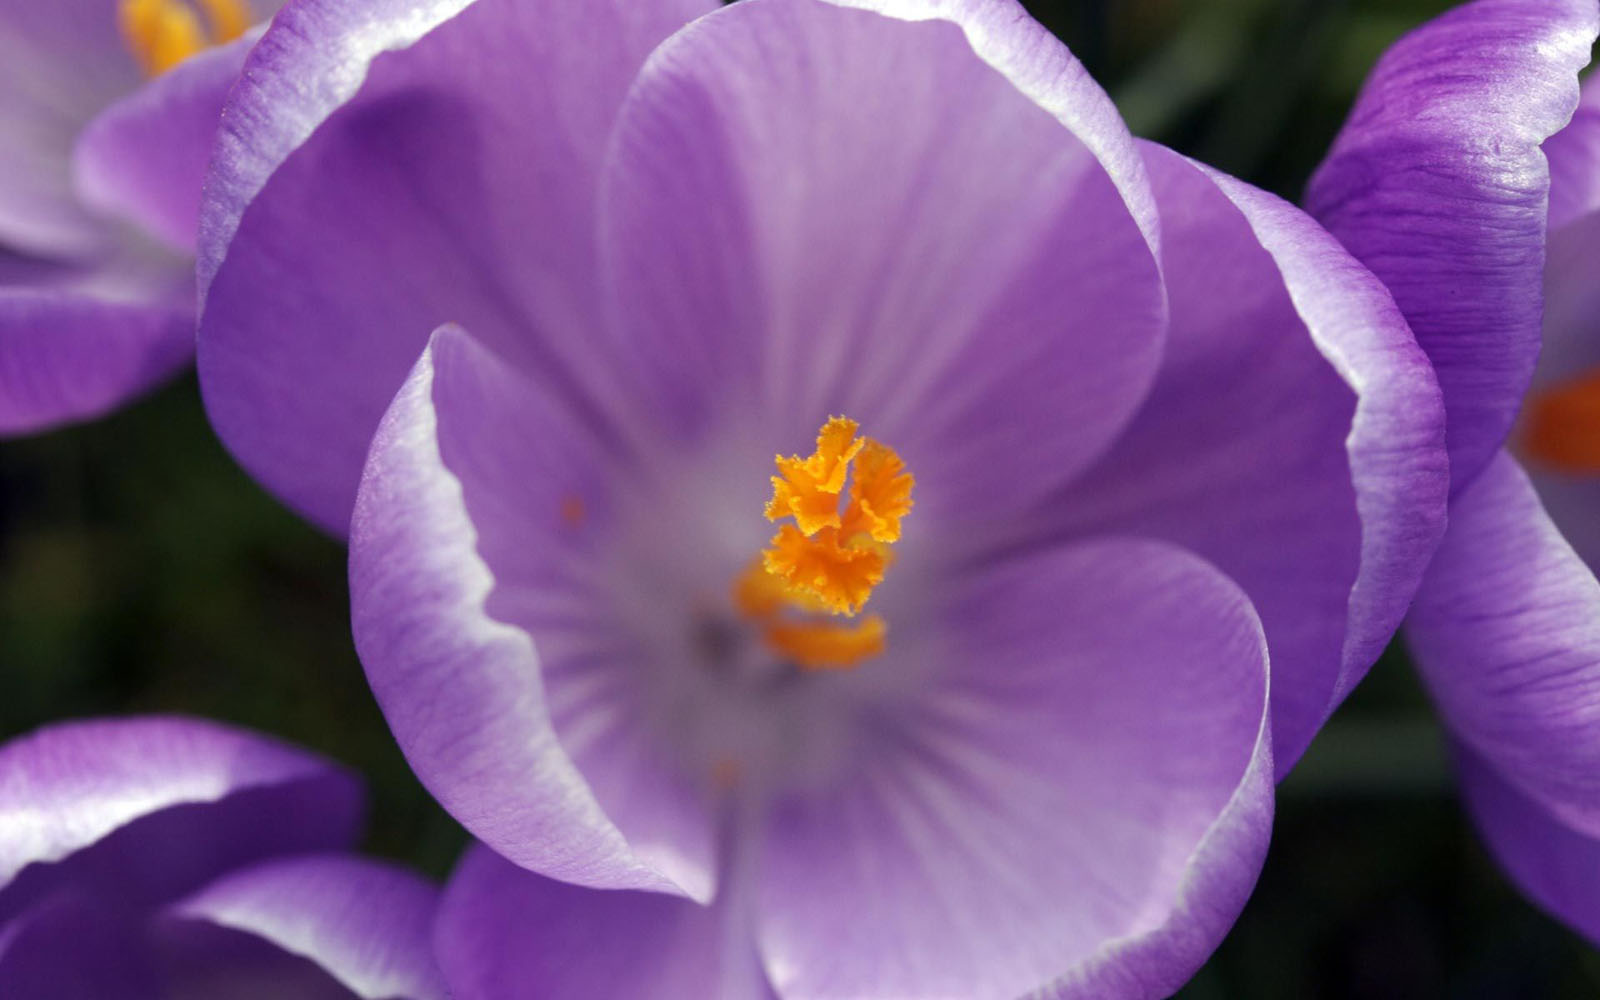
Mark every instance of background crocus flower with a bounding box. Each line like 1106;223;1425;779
196;0;1448;994
0;0;281;435
1307;0;1600;946
0;715;446;999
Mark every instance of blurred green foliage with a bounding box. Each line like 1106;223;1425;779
1;0;1596;995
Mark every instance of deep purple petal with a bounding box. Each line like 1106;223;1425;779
437;843;778;1000
1456;743;1600;945
0;289;192;435
599;0;1164;526
1407;451;1600;836
0;893;158;1000
162;854;445;1000
0;0;140;256
1058;143;1447;773
1305;0;1598;492
74;37;253;256
198;0;712;535
0;716;363;921
351;327;695;899
1546;72;1600;231
756;538;1272;999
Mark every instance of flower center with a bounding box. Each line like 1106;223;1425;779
1523;367;1600;474
118;0;249;76
731;417;913;671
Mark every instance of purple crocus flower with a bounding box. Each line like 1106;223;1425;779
0;0;281;434
195;0;1448;994
0;715;445;999
1308;0;1600;944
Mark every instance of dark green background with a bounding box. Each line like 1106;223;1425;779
2;0;1596;996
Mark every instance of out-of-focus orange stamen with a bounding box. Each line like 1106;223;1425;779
119;0;250;76
1523;368;1600;474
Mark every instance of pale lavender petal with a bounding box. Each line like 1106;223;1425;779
351;326;695;900
1456;744;1600;944
1407;452;1600;836
0;290;191;435
437;844;778;1000
199;0;711;534
599;0;1164;526
1546;72;1600;230
0;893;158;1000
0;0;140;256
757;538;1272;999
1305;0;1598;491
163;854;445;1000
1058;143;1446;773
0;716;363;920
74;36;254;256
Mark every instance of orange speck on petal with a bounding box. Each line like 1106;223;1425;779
560;494;585;527
1523;367;1600;474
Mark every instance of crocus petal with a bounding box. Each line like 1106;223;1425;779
1056;143;1446;773
199;0;713;535
1407;451;1600;836
1304;0;1599;492
0;0;140;257
352;326;698;900
756;537;1272;1000
599;0;1164;528
1455;743;1600;945
0;893;158;1000
0;716;363;921
1546;72;1600;231
1522;209;1600;568
0;290;191;435
162;854;445;1000
437;843;778;1000
74;36;255;256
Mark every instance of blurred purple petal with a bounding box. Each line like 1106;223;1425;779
0;0;140;256
1546;72;1600;230
437;843;777;1000
164;854;445;1000
756;538;1271;999
0;290;191;435
0;892;158;1000
0;716;363;921
74;36;254;256
1062;142;1446;772
1306;0;1598;491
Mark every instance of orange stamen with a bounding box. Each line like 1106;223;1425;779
119;0;251;76
735;417;913;671
1523;368;1600;474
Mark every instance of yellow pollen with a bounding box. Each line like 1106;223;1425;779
1523;367;1600;474
119;0;250;76
733;417;913;672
